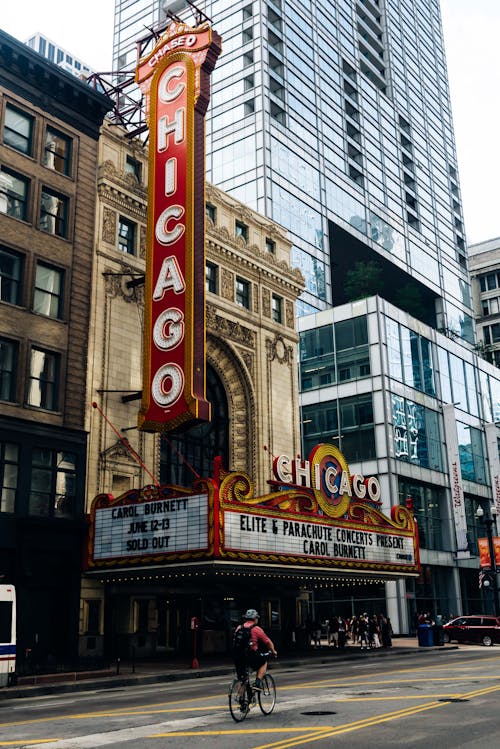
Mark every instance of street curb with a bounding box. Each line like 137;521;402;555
0;646;457;701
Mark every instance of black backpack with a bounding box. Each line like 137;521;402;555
233;623;255;656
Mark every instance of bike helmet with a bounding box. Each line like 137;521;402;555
244;608;259;620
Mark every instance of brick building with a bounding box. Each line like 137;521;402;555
0;29;111;665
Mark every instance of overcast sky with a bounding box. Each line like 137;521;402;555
2;0;499;245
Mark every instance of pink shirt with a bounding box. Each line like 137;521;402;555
242;621;273;651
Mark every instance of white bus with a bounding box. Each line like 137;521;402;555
0;584;16;687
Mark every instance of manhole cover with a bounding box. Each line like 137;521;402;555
438;698;469;703
301;711;337;716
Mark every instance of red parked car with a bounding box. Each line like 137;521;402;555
443;616;500;646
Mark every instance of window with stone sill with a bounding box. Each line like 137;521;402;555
27;347;60;411
0;337;18;402
43;126;72;176
0;167;29;221
3;104;34;156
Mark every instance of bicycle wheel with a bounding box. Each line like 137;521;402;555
229;678;250;722
258;673;276;715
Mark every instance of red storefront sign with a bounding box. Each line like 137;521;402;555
136;22;221;432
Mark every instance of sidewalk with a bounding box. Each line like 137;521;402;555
0;637;456;701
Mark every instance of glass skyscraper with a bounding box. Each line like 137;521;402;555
113;1;500;628
113;0;473;340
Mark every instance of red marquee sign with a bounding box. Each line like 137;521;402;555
136;22;221;432
86;446;420;577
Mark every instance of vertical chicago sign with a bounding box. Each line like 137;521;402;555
136;22;221;432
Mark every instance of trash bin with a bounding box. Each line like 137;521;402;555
417;623;434;647
433;624;444;646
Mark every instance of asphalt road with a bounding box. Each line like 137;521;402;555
1;648;500;749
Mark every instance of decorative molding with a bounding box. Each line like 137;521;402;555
139;225;147;259
262;287;271;318
266;333;294;366
206;303;256;348
220;268;234;301
286;299;295;329
102;206;116;244
104;263;144;304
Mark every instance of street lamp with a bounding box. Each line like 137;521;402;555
476;504;499;616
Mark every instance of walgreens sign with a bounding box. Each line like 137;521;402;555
136;23;221;432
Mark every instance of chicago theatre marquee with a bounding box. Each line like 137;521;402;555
85;445;419;657
82;19;419;660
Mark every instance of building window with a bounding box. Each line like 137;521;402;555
206;262;217;294
3;104;34;155
0;167;29;221
40;188;68;238
160;364;229;488
118;217;136;254
392;395;443;471
33;262;64;318
398;479;443;551
242;27;253;44
0;442;18;514
0;338;18;402
479;272;500;292
125;155;142;183
43;127;72;175
457;422;487;484
236;277;250;309
301;394;375;462
235;220;248;242
27;347;60;411
272;294;282;323
265;238;276;254
28;448;76;517
206;203;216;223
0;248;23;305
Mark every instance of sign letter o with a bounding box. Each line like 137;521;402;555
152;363;184;407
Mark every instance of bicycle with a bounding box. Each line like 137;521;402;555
228;655;276;722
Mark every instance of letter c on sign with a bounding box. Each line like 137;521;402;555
158;66;185;102
152;363;184;407
155;205;185;245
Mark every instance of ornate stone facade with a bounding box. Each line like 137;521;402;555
86;122;304;508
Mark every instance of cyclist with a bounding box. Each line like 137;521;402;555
233;608;277;691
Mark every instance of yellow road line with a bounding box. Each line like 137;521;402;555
150;728;332;736
251;683;500;749
2;654;499;730
149;683;500;749
280;673;500;691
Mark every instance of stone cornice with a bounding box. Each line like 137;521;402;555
207;234;304;294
